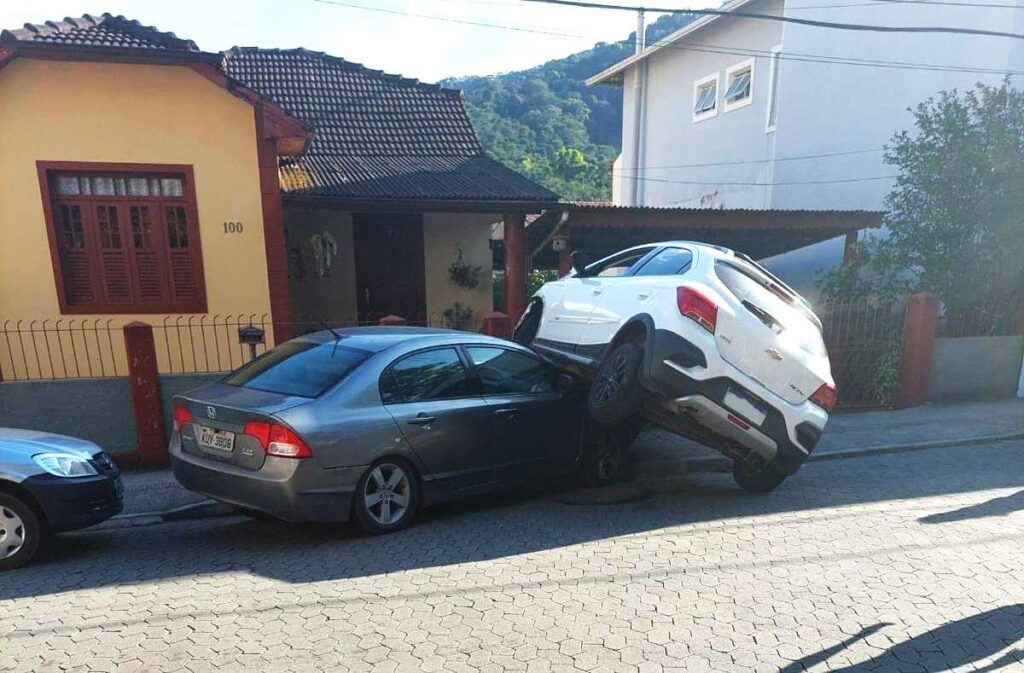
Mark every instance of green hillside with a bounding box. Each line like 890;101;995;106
441;13;694;201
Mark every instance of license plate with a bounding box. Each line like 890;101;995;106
723;389;767;426
198;425;235;452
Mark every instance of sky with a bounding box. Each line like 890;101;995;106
0;0;685;83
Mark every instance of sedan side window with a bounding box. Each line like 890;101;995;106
466;347;556;395
384;348;474;403
633;247;693;277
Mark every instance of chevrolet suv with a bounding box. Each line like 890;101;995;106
513;242;837;492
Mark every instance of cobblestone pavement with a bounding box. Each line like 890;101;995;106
3;440;1024;673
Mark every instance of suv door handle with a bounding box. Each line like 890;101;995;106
637;293;650;300
494;408;517;419
407;414;436;426
591;288;604;295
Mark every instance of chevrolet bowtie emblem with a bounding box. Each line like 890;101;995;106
765;348;784;361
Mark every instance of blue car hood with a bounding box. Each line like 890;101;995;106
0;428;101;460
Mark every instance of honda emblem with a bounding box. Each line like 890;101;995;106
206;406;217;420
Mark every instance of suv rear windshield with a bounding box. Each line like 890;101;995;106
714;261;828;357
223;340;370;398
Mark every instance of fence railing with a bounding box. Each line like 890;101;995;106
937;301;1021;338
1;313;487;381
818;297;907;409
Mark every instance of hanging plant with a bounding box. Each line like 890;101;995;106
448;246;482;290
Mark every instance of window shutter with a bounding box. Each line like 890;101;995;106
95;205;133;305
56;204;96;306
164;205;200;303
129;206;166;304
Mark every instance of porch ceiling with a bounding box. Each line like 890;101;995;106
526;205;883;267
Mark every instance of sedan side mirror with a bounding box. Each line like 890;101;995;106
570;251;590;277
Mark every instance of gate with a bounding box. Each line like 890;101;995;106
818;298;907;409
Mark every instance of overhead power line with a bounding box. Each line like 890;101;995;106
612;172;898;185
522;0;1024;40
311;0;1024;76
615;147;883;171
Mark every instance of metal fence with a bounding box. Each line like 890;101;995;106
818;297;907;409
0;313;486;381
937;300;1021;338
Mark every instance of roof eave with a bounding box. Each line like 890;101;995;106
585;0;761;87
0;41;220;68
282;194;560;214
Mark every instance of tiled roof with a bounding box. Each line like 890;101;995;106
223;48;557;203
0;13;199;51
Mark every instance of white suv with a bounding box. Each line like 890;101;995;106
513;242;837;492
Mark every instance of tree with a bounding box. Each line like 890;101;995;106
820;81;1024;314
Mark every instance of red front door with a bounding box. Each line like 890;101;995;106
353;213;427;324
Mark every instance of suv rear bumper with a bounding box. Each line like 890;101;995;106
641;329;823;475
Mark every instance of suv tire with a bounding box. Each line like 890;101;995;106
588;342;643;425
0;492;42;571
732;460;788;493
512;303;542;345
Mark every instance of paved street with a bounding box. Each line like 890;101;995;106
3;440;1024;673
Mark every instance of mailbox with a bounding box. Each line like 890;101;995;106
238;325;265;361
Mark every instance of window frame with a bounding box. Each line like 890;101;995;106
36;161;207;315
631;245;695;277
583;246;659;278
765;45;782;133
464;345;559;398
692;71;719;123
723;59;755;113
378;345;478;405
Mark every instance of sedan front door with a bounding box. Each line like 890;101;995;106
382;347;497;496
464;346;582;483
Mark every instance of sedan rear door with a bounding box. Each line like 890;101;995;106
382;347;497;495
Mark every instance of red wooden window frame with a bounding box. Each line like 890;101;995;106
37;162;208;315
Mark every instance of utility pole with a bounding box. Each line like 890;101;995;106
629;9;646;206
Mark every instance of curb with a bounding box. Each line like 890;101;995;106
100;431;1024;529
634;431;1024;480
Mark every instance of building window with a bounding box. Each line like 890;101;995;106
693;72;719;122
724;59;754;112
40;163;206;314
766;45;782;132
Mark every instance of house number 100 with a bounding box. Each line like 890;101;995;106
223;222;244;234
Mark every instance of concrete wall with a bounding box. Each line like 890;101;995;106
423;213;496;326
928;336;1024;402
284;208;358;324
0;378;137;453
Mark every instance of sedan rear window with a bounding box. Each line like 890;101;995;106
223;340;369;398
715;261;828;357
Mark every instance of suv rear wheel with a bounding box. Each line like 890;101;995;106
588;342;643;425
732;459;788;493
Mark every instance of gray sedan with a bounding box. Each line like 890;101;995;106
170;328;598;533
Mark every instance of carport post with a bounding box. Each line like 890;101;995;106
897;293;939;408
123;321;168;467
503;213;527;324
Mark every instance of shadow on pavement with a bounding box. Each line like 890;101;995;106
919;489;1024;525
778;604;1024;672
1;440;1023;601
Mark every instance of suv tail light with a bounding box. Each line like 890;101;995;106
172;405;192;433
809;384;838;412
677;287;718;333
242;421;312;459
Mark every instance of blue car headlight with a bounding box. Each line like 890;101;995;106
33;453;99;478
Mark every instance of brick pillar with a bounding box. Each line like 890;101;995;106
503;213;527;325
897;293;939;408
483;311;511;340
379;315;407;327
123;322;168;467
255;105;295;345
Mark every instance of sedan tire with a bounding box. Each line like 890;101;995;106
353;459;420;534
0;493;42;571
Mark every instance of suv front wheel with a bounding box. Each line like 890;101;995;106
587;342;643;425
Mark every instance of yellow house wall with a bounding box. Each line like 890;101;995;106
423;213;496;328
0;58;271;376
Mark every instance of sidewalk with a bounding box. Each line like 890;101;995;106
115;398;1024;521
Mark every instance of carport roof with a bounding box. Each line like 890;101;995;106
525;203;883;267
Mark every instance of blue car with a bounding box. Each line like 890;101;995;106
0;428;123;569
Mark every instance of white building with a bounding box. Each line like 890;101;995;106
588;0;1024;291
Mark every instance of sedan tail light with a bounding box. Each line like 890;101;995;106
809;384;838;412
242;421;312;459
172;405;192;433
677;287;718;333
